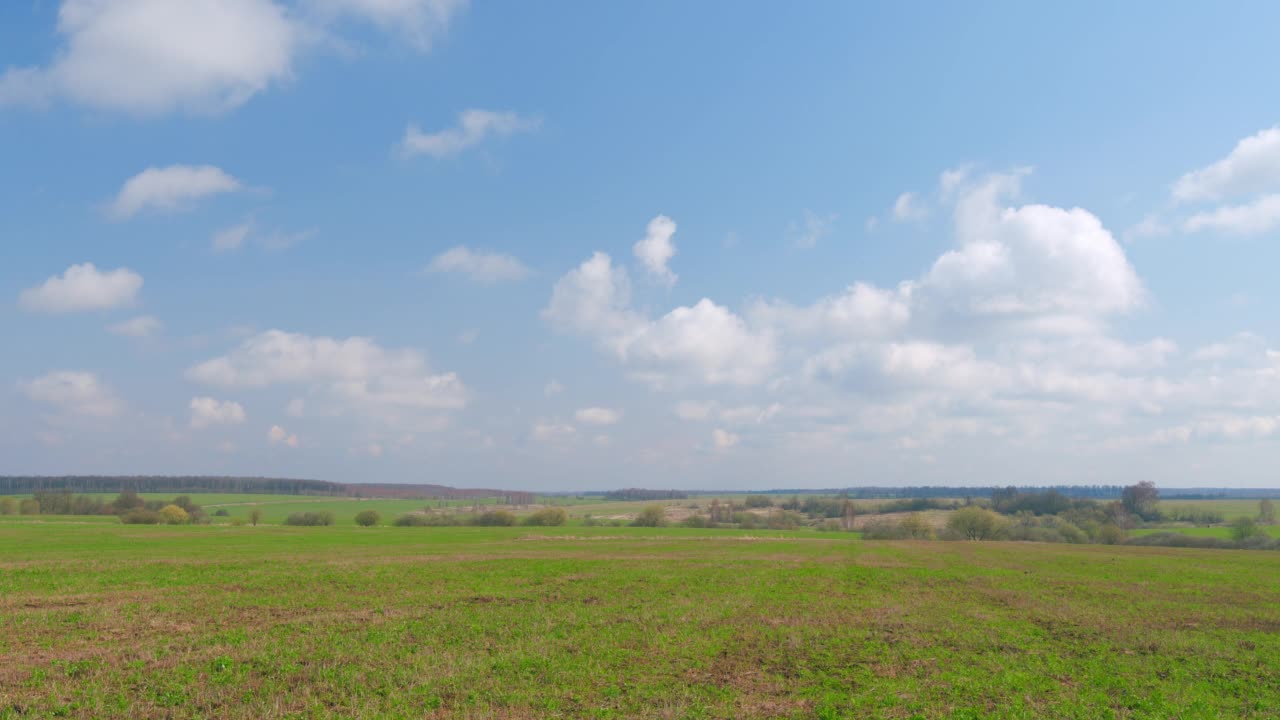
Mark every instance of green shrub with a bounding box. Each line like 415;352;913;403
681;514;712;528
472;510;517;527
945;507;1006;540
354;510;381;527
213;509;230;517
121;509;164;525
1230;516;1262;542
522;507;567;526
631;505;667;527
284;511;336;527
744;495;773;508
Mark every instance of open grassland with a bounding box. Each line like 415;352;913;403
2;524;1279;719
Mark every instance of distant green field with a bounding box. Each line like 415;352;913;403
1132;525;1280;539
1158;498;1267;521
2;522;1278;719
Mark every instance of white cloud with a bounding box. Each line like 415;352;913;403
751;282;911;340
426;246;530;282
212;221;253;252
920;171;1143;325
543;380;565;397
1173;126;1280;203
939;165;972;200
190;397;246;429
286;398;307;417
531;420;575;442
268;424;299;447
20;263;142;313
188;330;466;426
401;109;539;158
575;407;621;425
544;252;776;387
19;371;122;417
892;191;928;221
0;0;297;115
675;401;714;421
711;428;739;449
1126;213;1170;240
107;315;162;338
787;210;836;248
304;0;467;50
632;214;678;285
111;165;243;219
1184;194;1280;236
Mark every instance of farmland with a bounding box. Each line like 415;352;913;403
3;509;1280;719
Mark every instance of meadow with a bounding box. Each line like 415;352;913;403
2;516;1279;719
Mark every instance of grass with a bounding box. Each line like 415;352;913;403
2;522;1279;719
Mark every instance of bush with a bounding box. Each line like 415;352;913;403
121;509;164;525
284;511;336;526
522;507;568;526
581;514;602;527
229;517;246;527
1230;516;1262;542
0;498;16;515
631;505;667;527
744;495;773;508
681;514;712;528
213;508;230;517
946;507;1006;540
354;510;381;527
1096;523;1126;545
473;510;517;527
19;499;40;515
861;514;934;540
158;504;190;525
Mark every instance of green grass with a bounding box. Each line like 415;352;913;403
2;522;1278;719
1131;525;1280;539
1158;499;1266;521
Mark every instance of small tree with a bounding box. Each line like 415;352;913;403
1259;498;1276;526
159;504;190;525
248;508;263;526
1231;516;1262;543
1121;481;1159;521
354;510;381;527
19;498;40;515
522;507;568;526
946;507;1004;540
631;505;667;527
0;498;16;515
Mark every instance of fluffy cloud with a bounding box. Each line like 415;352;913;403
107;315;162;338
401;109;539;158
0;0;297;115
919;171;1143;326
188;330;465;426
20;371;121;417
304;0;467;49
1173;126;1280;203
268;424;299;447
190;397;246;429
1184;194;1280;236
632;215;678;285
751;283;911;340
0;0;467;116
111;165;243;219
427;246;530;282
212;222;253;252
19;263;142;313
531;420;576;442
575;407;621;425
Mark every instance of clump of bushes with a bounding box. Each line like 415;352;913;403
121;508;165;524
473;510;517;527
522;507;567;526
631;505;667;527
943;507;1007;541
354;510;381;527
284;511;336;526
861;513;935;540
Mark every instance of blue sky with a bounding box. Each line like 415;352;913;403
5;1;1280;489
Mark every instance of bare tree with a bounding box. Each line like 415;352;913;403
248;507;263;526
1260;498;1276;526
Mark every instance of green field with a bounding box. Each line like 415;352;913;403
2;520;1279;720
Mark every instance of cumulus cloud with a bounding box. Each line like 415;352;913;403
107;315;162;338
426;246;530;282
1173;126;1280;203
632;215;678;285
575;407;621;425
401;109;538;158
111;165;243;219
19;371;122;417
190;397;246;429
268;424;299;447
188;330;465;427
19;263;142;313
0;0;297;115
1184;194;1280;236
544;252;777;386
0;0;467;116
